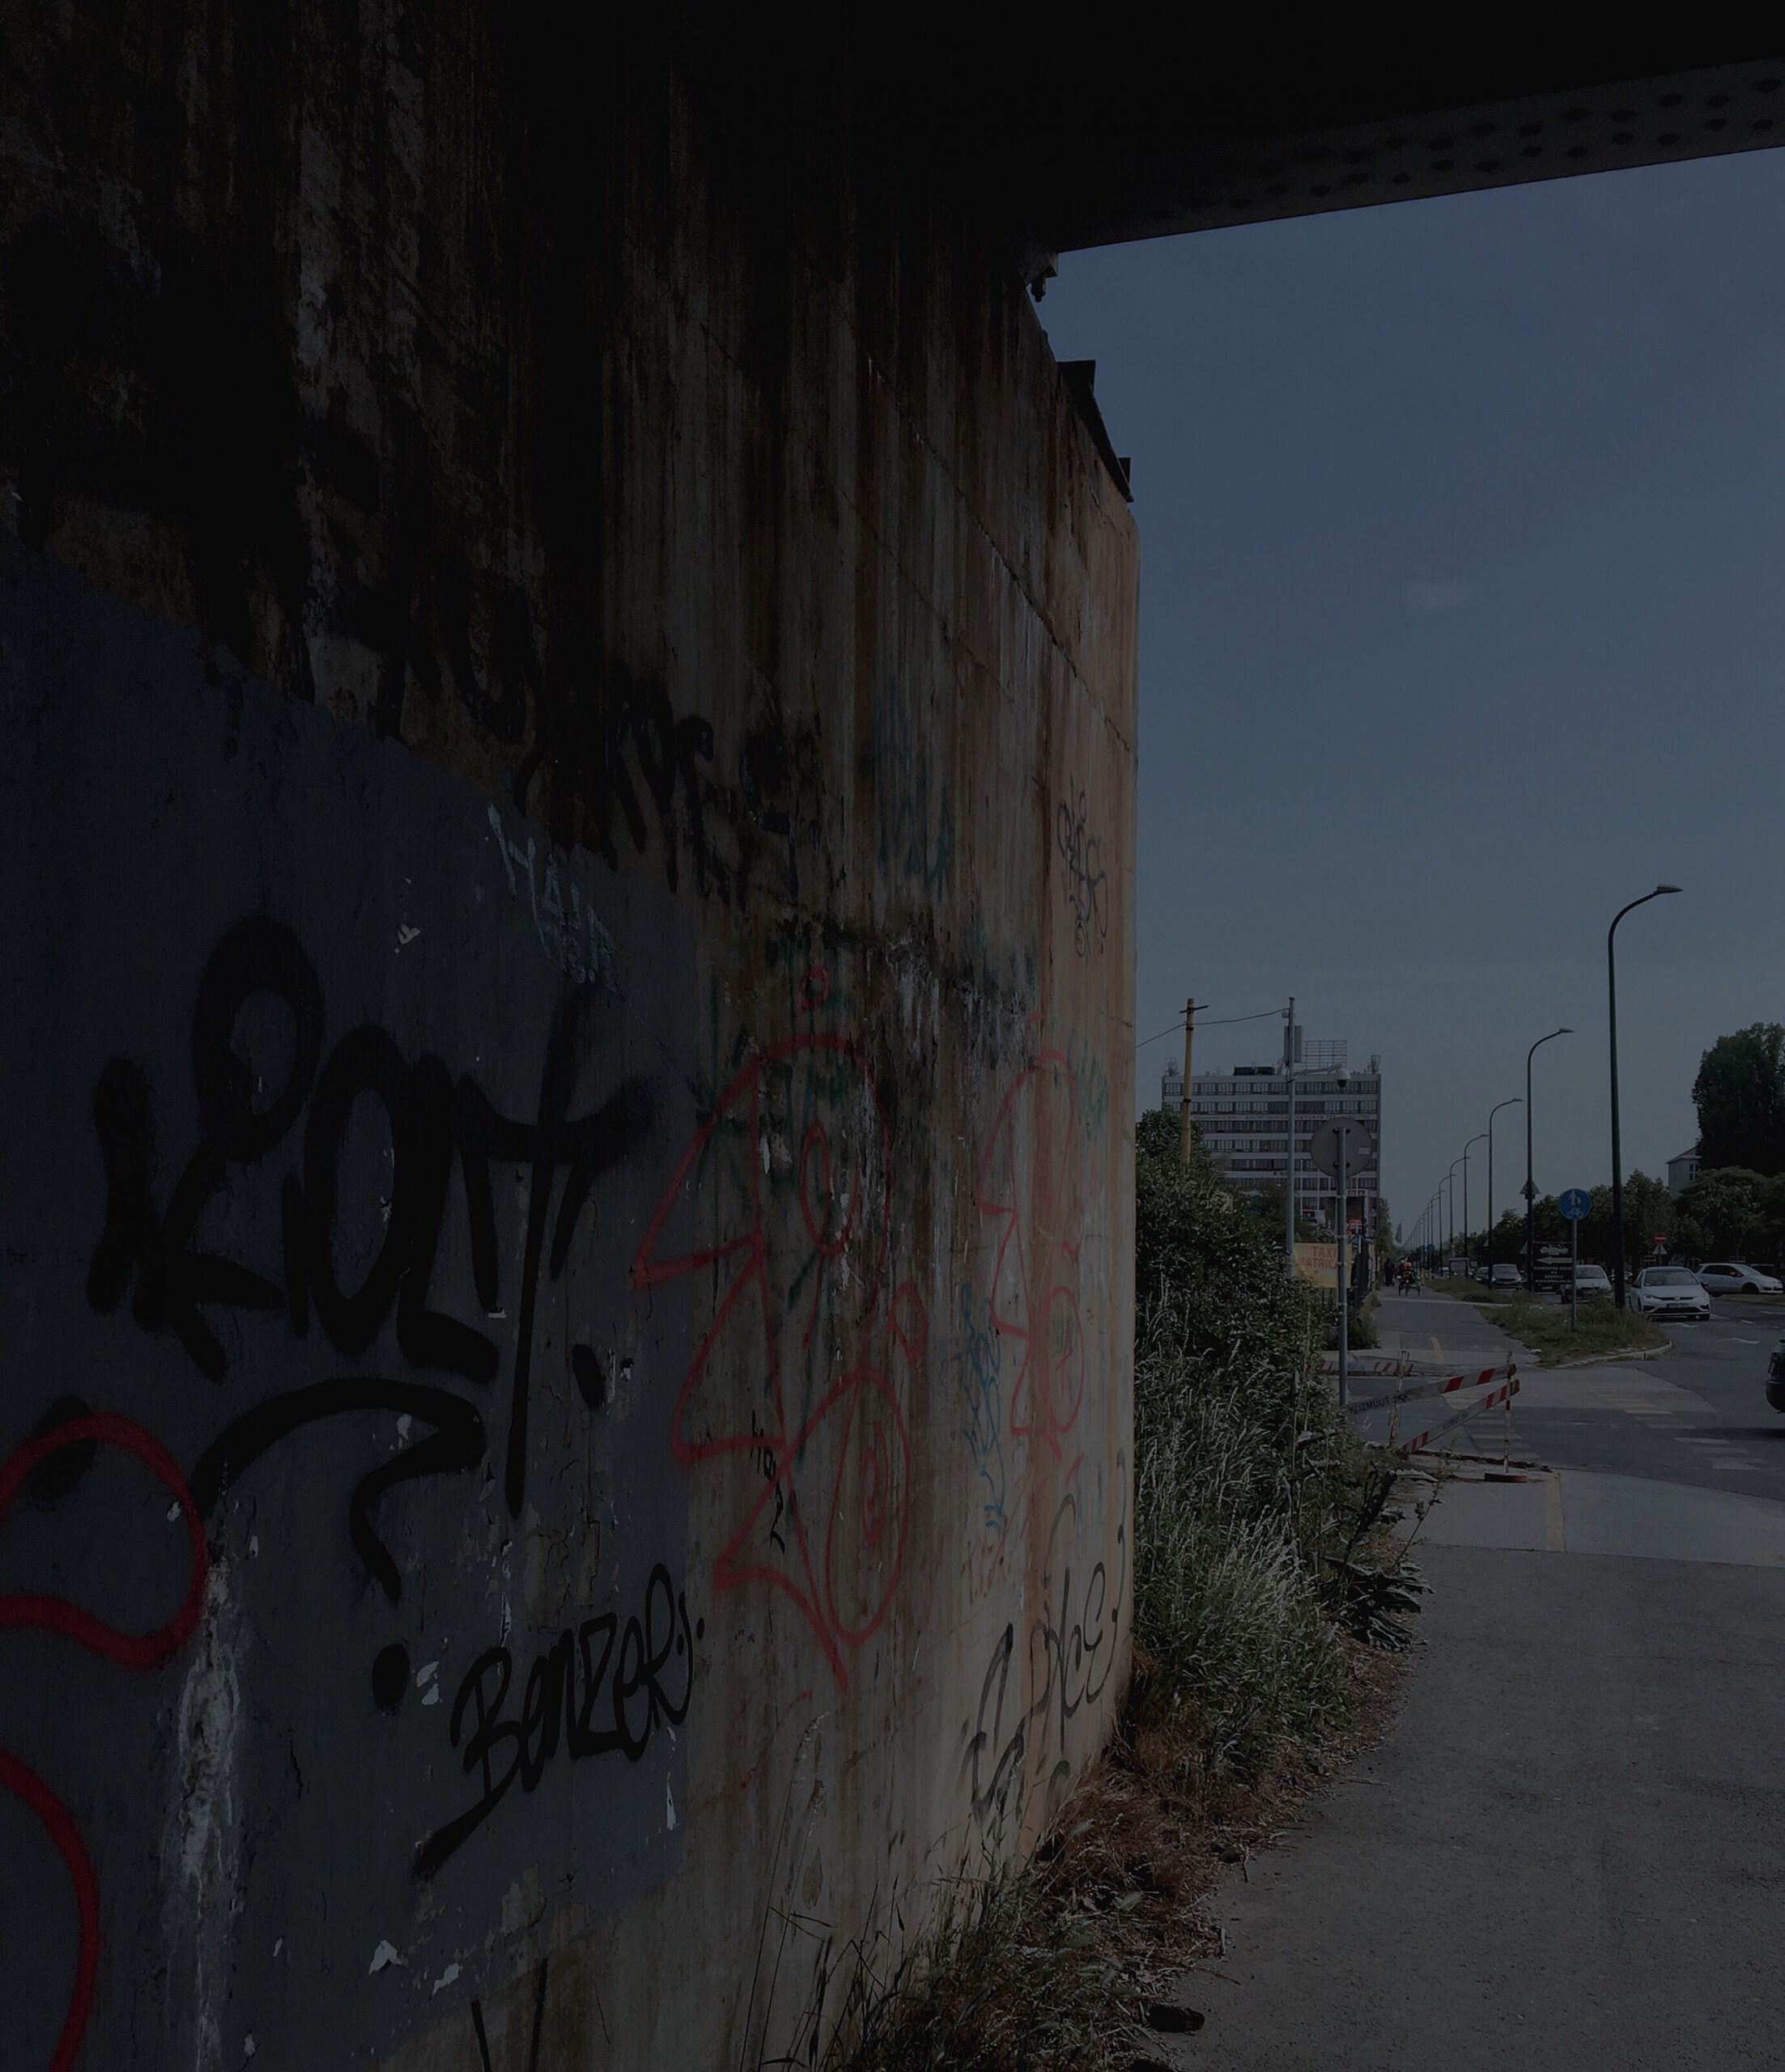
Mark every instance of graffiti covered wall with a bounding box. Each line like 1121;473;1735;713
0;16;1137;2068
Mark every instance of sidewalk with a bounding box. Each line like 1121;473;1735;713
1371;1288;1531;1366
1170;1454;1785;2068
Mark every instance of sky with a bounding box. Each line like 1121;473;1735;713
1037;147;1785;1242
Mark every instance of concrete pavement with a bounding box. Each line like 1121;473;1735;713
1160;1289;1785;2069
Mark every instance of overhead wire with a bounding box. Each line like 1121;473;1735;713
1134;1005;1285;1052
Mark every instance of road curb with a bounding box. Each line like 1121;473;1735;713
1549;1342;1672;1369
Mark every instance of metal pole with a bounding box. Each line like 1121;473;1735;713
1337;1122;1349;1409
1464;1133;1487;1273
1179;998;1197;1166
1609;886;1681;1309
1284;997;1296;1275
1487;1098;1521;1274
1571;1216;1579;1331
1526;1028;1573;1295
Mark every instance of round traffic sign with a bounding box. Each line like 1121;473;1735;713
1307;1119;1378;1181
1558;1187;1592;1221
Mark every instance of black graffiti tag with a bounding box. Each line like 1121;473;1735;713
414;1562;696;1879
87;916;656;1526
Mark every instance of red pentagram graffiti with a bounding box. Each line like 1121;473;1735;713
0;1413;208;2072
633;1030;918;1689
975;1048;1085;1462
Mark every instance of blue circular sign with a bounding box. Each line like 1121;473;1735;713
1558;1187;1592;1221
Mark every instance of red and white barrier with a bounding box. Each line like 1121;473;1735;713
1341;1363;1515;1416
1399;1371;1519;1454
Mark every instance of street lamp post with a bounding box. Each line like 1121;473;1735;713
1609;885;1681;1309
1448;1158;1463;1270
1525;1027;1574;1292
1463;1132;1488;1272
1486;1098;1521;1272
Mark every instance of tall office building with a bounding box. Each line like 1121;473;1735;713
1164;1031;1383;1236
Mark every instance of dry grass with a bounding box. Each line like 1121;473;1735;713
816;1633;1413;2072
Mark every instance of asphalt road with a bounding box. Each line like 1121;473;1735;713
1163;1288;1785;2070
1375;1286;1785;1499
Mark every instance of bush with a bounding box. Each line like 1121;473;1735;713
1131;1110;1412;1781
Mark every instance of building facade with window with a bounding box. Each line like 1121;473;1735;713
1164;1039;1383;1236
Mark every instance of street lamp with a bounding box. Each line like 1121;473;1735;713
1525;1027;1574;1291
1609;885;1681;1309
1447;1157;1464;1268
1486;1098;1521;1270
1463;1132;1488;1271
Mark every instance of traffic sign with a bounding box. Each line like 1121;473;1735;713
1307;1120;1378;1181
1558;1188;1591;1221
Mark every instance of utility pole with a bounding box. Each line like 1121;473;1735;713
1337;1117;1349;1408
1179;998;1198;1166
1283;996;1296;1273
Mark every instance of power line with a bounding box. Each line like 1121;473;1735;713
1134;1005;1284;1052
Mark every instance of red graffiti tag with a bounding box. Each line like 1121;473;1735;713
0;1414;208;2072
975;1049;1085;1461
634;1032;916;1688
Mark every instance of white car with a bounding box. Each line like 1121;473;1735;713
1630;1267;1712;1321
1695;1262;1783;1297
1568;1264;1613;1300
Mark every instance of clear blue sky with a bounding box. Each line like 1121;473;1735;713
1039;149;1785;1239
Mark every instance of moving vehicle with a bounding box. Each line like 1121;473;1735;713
1696;1261;1784;1297
1489;1263;1522;1291
1630;1266;1711;1321
1569;1264;1613;1300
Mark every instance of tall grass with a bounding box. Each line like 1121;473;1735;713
1130;1108;1396;1777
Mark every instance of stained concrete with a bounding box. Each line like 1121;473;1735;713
0;18;1137;2068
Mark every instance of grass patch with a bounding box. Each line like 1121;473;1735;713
1430;1275;1513;1304
1496;1293;1668;1364
1430;1276;1668;1361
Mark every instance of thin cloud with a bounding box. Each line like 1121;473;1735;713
1404;580;1468;613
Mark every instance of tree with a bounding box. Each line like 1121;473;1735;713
1672;1167;1785;1263
1693;1024;1785;1176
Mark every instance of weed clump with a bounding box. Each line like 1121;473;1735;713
1131;1107;1407;1783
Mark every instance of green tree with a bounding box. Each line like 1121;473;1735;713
1672;1167;1785;1263
1693;1024;1785;1176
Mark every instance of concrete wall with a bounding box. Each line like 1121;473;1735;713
0;13;1137;2067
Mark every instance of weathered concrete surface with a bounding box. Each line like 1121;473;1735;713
0;13;1137;2070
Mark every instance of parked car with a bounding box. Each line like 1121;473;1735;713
1768;1341;1785;1413
1695;1262;1784;1296
1630;1266;1712;1321
1568;1264;1613;1300
1489;1263;1522;1291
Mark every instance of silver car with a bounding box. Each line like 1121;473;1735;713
1631;1266;1711;1320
